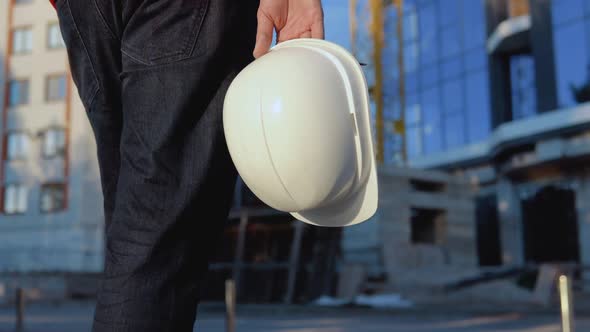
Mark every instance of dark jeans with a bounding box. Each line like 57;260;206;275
55;0;258;330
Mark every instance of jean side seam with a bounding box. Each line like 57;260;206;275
63;0;100;108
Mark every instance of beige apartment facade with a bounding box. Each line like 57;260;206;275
0;0;104;273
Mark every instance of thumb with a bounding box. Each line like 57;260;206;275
253;12;274;58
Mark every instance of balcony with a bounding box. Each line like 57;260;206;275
487;0;532;55
487;14;531;55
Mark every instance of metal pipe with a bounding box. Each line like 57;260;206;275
559;274;575;332
225;280;236;332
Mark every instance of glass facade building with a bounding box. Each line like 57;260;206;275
551;0;590;108
352;0;491;163
352;0;590;164
403;0;490;158
350;0;590;278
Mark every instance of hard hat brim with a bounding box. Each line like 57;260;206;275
290;158;378;227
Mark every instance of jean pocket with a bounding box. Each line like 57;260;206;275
55;0;100;110
121;0;210;66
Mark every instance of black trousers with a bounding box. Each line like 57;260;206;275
55;0;258;330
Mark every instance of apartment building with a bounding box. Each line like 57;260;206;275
0;0;103;273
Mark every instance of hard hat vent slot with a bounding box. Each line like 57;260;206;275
351;113;359;137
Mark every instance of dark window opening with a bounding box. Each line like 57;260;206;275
475;194;502;266
521;185;580;264
40;183;67;213
411;208;445;244
409;179;446;192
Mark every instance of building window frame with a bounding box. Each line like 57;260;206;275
47;22;66;50
8;79;30;107
4;131;30;161
40;182;67;213
45;74;67;102
11;26;33;55
41;127;66;159
2;183;28;215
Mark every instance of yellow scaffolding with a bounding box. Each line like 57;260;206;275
394;0;407;164
352;0;407;165
369;0;385;163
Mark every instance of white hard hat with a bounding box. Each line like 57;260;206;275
223;38;378;227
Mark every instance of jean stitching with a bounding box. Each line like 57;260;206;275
188;0;210;57
62;0;100;109
120;51;214;76
122;0;209;65
92;0;119;41
147;51;185;63
121;48;151;65
86;88;100;113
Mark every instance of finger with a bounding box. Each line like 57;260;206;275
253;11;274;58
311;20;324;39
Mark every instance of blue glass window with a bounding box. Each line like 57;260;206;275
46;75;67;101
421;86;443;153
405;71;418;93
407;126;423;157
553;20;588;107
406;93;420;125
439;0;459;27
465;71;491;142
552;0;585;26
403;6;419;42
442;79;463;113
418;4;437;66
9;80;29;107
465;48;487;72
510;55;537;120
404;43;419;73
441;25;461;58
462;0;486;50
442;57;462;80
444;113;465;148
420;64;439;88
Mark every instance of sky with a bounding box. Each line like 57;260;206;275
322;0;351;50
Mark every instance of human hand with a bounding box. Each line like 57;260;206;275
253;0;324;58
